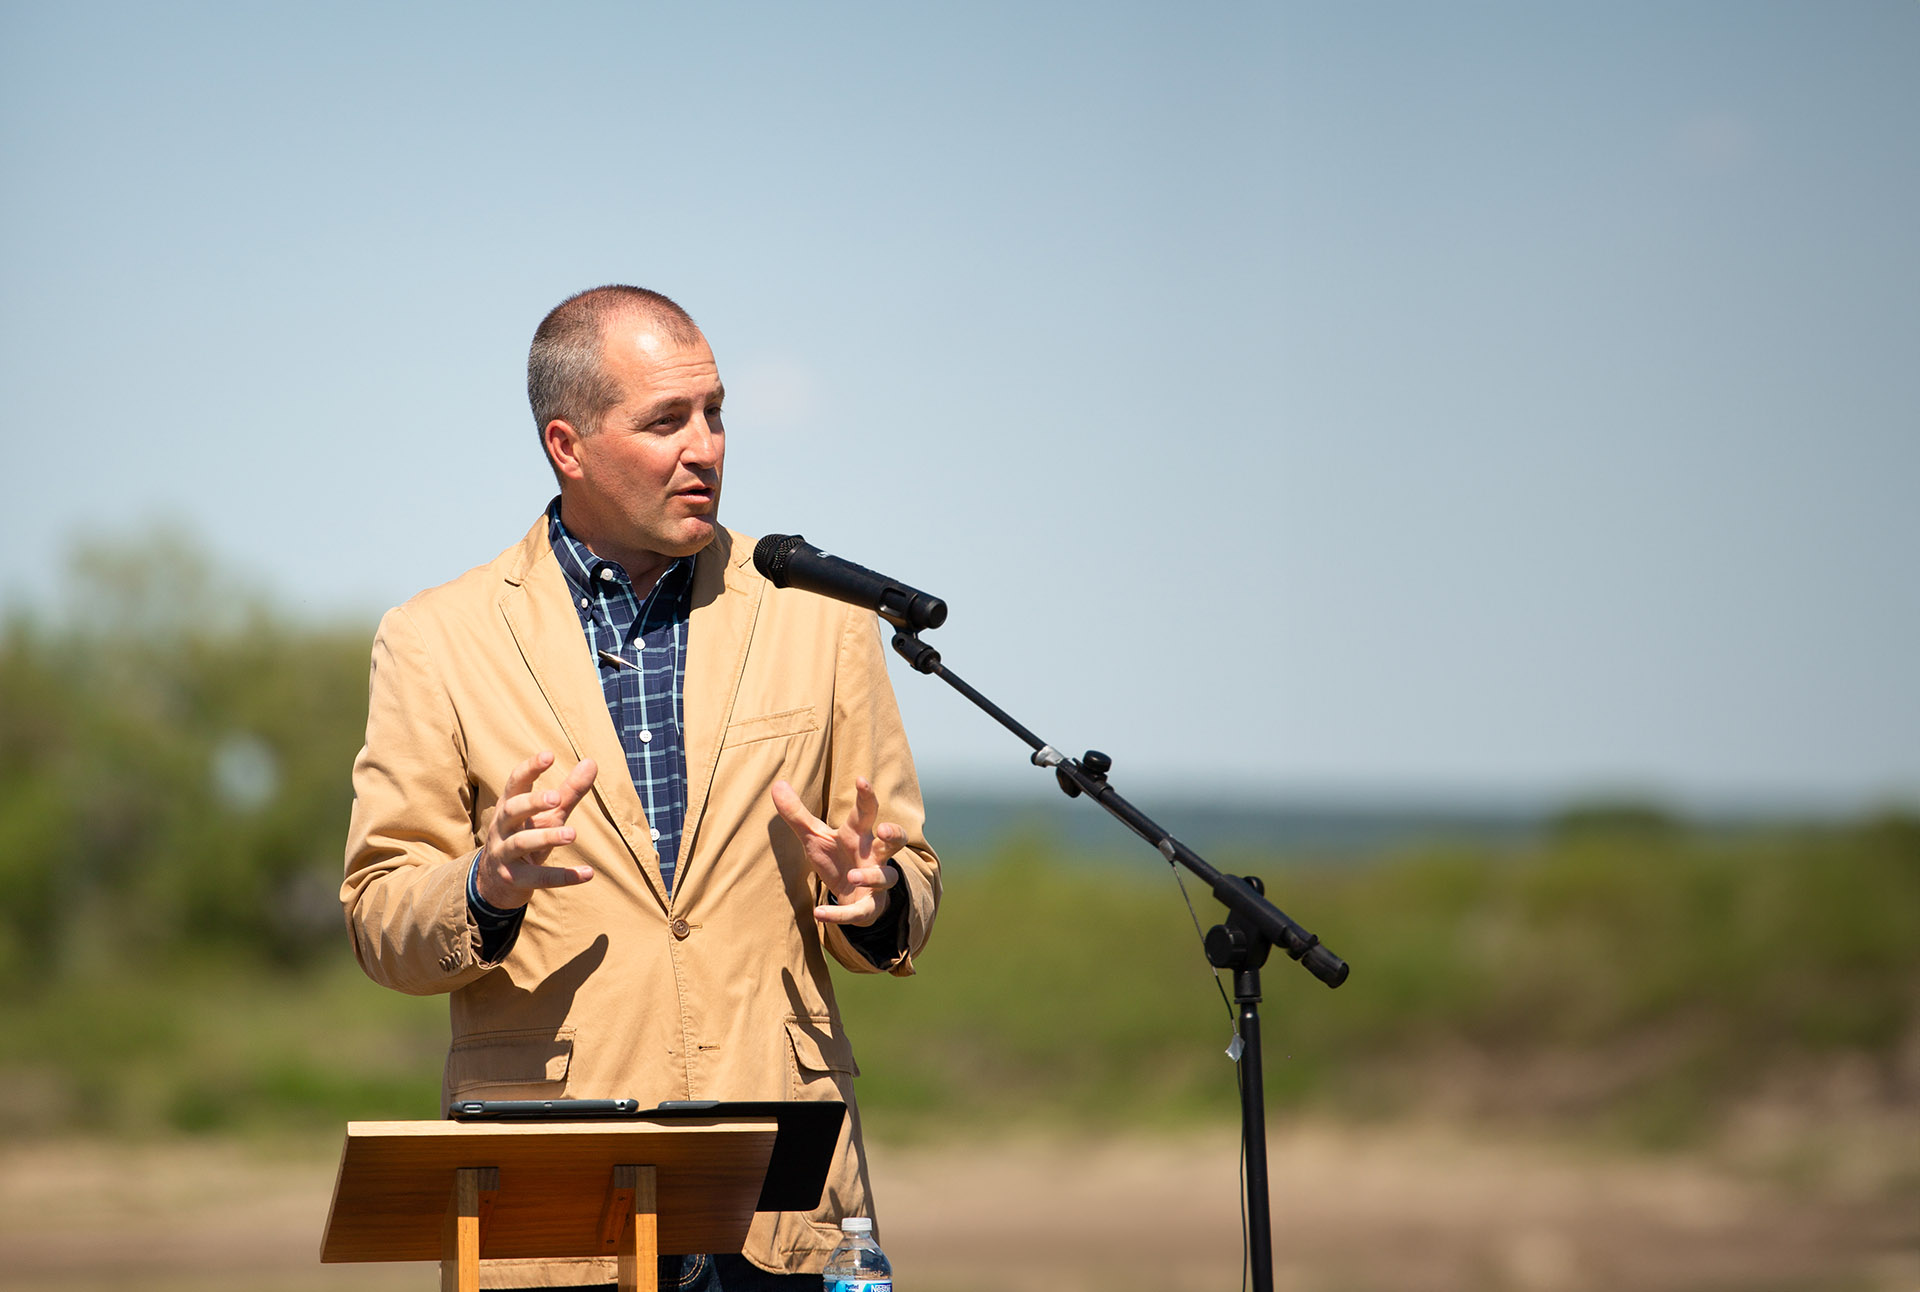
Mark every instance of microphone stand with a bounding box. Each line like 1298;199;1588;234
890;631;1349;1292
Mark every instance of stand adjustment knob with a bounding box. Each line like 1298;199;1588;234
1204;924;1246;968
1056;750;1113;799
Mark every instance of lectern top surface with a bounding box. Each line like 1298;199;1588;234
321;1118;779;1264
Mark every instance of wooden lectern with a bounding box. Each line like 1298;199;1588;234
320;1117;781;1292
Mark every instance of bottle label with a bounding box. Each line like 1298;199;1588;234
827;1282;891;1292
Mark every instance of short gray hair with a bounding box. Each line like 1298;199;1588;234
527;286;702;468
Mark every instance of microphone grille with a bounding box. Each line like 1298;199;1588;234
752;533;805;586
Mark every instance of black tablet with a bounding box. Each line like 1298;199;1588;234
446;1098;847;1213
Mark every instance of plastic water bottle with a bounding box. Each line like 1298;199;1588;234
823;1216;892;1292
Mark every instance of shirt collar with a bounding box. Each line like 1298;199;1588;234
546;497;693;605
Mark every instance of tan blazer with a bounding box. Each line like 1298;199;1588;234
342;517;940;1286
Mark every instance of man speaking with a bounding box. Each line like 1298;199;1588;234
342;285;940;1291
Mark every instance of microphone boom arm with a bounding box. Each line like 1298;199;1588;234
887;630;1348;989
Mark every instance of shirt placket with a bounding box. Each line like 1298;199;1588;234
552;515;689;898
638;580;679;889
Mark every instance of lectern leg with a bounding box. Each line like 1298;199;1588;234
440;1166;500;1292
604;1164;659;1292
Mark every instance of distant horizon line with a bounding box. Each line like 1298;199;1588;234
913;768;1919;822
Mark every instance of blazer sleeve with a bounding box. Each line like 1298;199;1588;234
341;605;500;996
816;603;942;977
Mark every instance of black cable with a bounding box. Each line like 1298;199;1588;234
1171;864;1237;1026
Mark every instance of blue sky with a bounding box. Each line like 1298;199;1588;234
2;2;1915;808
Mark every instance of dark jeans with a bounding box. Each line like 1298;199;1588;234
524;1252;820;1291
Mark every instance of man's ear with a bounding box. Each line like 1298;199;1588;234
544;419;587;481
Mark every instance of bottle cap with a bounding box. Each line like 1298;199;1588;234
841;1217;873;1234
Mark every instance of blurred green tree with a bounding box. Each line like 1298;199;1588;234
0;527;373;985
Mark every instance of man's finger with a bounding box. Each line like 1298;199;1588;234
502;751;556;805
508;862;595;890
495;752;557;835
501;788;560;831
552;758;598;819
503;758;595;836
497;825;578;859
813;895;876;926
841;865;897;891
850;777;879;838
771;779;828;838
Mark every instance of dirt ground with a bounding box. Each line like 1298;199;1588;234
0;1122;1912;1292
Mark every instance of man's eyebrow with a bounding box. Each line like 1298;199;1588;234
627;397;686;427
627;382;723;428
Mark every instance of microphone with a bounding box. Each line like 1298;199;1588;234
752;534;948;632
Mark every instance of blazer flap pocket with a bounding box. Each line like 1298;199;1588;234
785;1016;860;1077
447;1027;575;1089
723;706;819;749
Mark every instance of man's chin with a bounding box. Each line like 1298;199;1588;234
662;515;719;557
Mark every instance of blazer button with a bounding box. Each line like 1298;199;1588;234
670;918;691;940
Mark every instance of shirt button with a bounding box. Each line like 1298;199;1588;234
598;568;616;582
639;729;652;743
649;827;661;841
670;918;691;940
578;596;589;608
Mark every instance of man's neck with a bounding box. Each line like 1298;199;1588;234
557;501;675;599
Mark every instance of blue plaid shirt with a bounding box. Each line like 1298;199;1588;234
546;502;695;889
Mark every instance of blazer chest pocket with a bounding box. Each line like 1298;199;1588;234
446;1026;575;1097
722;706;818;750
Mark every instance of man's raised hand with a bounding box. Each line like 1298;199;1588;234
475;752;599;910
770;775;906;927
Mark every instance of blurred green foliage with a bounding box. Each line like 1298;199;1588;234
838;815;1920;1144
0;529;369;982
1;535;1914;1149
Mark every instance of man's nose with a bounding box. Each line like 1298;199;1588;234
682;416;721;467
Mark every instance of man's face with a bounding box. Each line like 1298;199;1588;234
553;316;726;565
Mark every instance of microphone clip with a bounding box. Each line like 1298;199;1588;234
891;631;943;675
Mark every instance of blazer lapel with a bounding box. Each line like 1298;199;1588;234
498;525;669;909
676;529;764;892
